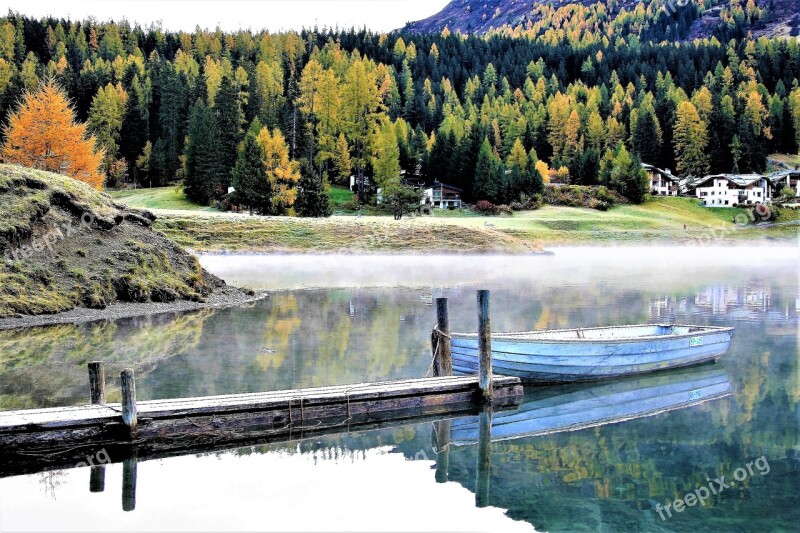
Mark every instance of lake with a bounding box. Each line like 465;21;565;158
0;247;797;532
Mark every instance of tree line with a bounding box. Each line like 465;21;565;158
0;6;798;212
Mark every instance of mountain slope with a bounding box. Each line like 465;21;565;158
404;0;536;34
402;0;800;38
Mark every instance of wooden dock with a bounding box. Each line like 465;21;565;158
0;289;519;494
0;375;522;471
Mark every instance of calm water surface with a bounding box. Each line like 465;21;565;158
0;247;797;532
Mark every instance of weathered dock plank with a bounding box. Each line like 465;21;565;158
0;375;523;462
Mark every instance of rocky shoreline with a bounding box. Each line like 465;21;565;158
0;286;268;331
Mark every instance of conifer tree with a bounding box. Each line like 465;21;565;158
214;75;244;190
474;137;501;203
2;80;105;189
257;127;301;214
332;132;352;185
232;121;271;215
631;109;661;165
120;76;149;184
673;101;709;177
295;159;332;217
184;98;222;204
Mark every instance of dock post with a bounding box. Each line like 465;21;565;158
433;419;451;483
88;361;105;404
120;369;137;437
89;465;105;492
477;290;493;403
434;297;452;377
122;452;137;512
475;406;493;507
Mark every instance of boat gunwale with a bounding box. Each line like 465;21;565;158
450;323;735;345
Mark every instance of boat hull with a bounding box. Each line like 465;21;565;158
451;324;734;383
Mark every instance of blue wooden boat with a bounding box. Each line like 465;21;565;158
451;323;734;383
450;366;732;445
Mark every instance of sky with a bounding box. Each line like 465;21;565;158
3;0;451;33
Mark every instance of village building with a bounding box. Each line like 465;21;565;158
642;163;680;196
682;174;770;207
765;169;800;199
421;181;463;209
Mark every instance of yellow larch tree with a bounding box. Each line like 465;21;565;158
257;127;301;214
2;80;105;189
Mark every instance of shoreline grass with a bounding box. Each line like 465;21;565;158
109;186;799;252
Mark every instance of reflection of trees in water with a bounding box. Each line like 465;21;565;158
0;310;214;409
37;470;67;500
2;273;796;412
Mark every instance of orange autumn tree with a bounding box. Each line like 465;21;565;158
1;80;105;189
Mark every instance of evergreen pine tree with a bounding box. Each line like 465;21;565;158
184;98;222;204
474;137;501;203
295;159;332;217
214;75;244;192
232;121;271;215
632;109;661;165
120;77;149;184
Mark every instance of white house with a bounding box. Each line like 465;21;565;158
422;181;463;209
642;163;680;196
685;174;769;207
765;169;800;199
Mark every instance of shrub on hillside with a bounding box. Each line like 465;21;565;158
544;185;625;211
475;200;499;215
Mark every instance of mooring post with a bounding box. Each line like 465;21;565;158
122;452;138;512
477;290;493;403
433;419;451;483
475;405;493;507
89;465;105;493
434;297;452;377
120;369;137;437
88;361;105;405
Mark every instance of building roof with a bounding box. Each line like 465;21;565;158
430;181;463;192
683;173;764;189
765;169;800;184
641;163;680;181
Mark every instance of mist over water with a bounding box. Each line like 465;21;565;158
198;246;799;290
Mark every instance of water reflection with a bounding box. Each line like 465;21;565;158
0;262;796;409
449;366;733;444
0;250;797;532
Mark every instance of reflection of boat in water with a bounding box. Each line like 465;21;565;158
451;324;734;382
450;366;732;445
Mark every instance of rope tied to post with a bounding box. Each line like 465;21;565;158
428;325;452;377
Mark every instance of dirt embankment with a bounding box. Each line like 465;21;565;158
0;164;252;322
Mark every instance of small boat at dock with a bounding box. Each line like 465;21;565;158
451;323;734;383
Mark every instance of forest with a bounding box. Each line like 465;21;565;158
0;1;799;213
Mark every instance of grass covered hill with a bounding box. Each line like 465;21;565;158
0;165;233;318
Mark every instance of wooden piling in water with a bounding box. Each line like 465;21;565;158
475;405;493;508
89;465;105;493
434;297;452;377
88;361;105;405
120;369;137;437
477;290;493;403
433;419;451;483
122;453;137;512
